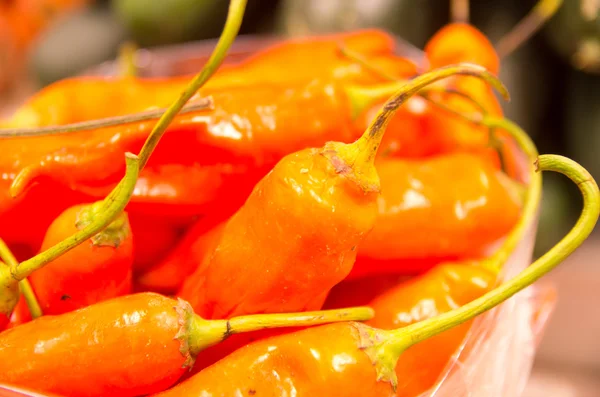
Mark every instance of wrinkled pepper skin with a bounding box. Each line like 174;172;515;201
367;264;495;396
178;145;378;319
350;153;521;278
28;204;134;315
153;323;391;397
0;293;193;397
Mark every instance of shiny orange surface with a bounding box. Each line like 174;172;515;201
357;153;521;263
153;323;391;397
0;293;187;397
178;147;378;318
367;264;495;396
28;204;133;315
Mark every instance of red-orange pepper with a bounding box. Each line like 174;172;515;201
349;153;522;278
366;264;494;396
176;66;505;318
28;202;134;315
149;158;598;397
0;292;373;397
351;22;504;163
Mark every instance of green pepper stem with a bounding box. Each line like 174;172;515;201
136;0;247;170
0;100;213;138
478;117;541;273
497;0;563;58
0;239;42;318
10;153;140;281
347;64;509;172
189;306;375;357
340;46;490;121
387;154;599;356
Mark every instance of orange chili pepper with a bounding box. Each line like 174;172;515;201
349;153;522;278
176;66;506;318
149;153;599;397
0;292;373;397
208;29;418;88
5;80;359;208
350;22;504;163
27;202;134;315
366;264;495;396
329;117;545;395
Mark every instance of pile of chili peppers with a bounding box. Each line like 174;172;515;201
0;1;598;396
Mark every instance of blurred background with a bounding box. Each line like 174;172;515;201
1;0;598;394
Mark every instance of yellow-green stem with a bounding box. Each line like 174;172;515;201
345;64;509;174
10;153;140;281
340;44;490;120
386;154;599;357
188;306;375;358
478;117;541;273
497;0;564;58
0;239;41;318
137;0;247;170
0;100;213;138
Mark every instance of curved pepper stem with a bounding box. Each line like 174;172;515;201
478;117;541;273
10;153;140;281
185;306;375;364
0;239;42;319
136;0;248;170
339;63;509;180
372;154;599;389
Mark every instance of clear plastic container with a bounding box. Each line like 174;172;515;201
0;35;553;397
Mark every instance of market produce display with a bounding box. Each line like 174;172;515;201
0;0;598;396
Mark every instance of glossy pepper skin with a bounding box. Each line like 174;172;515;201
5;80;359;211
27;203;134;315
153;322;391;397
178;142;379;318
0;293;197;397
350;153;521;278
366;264;495;396
209;28;418;88
0;292;375;397
0;80;358;257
